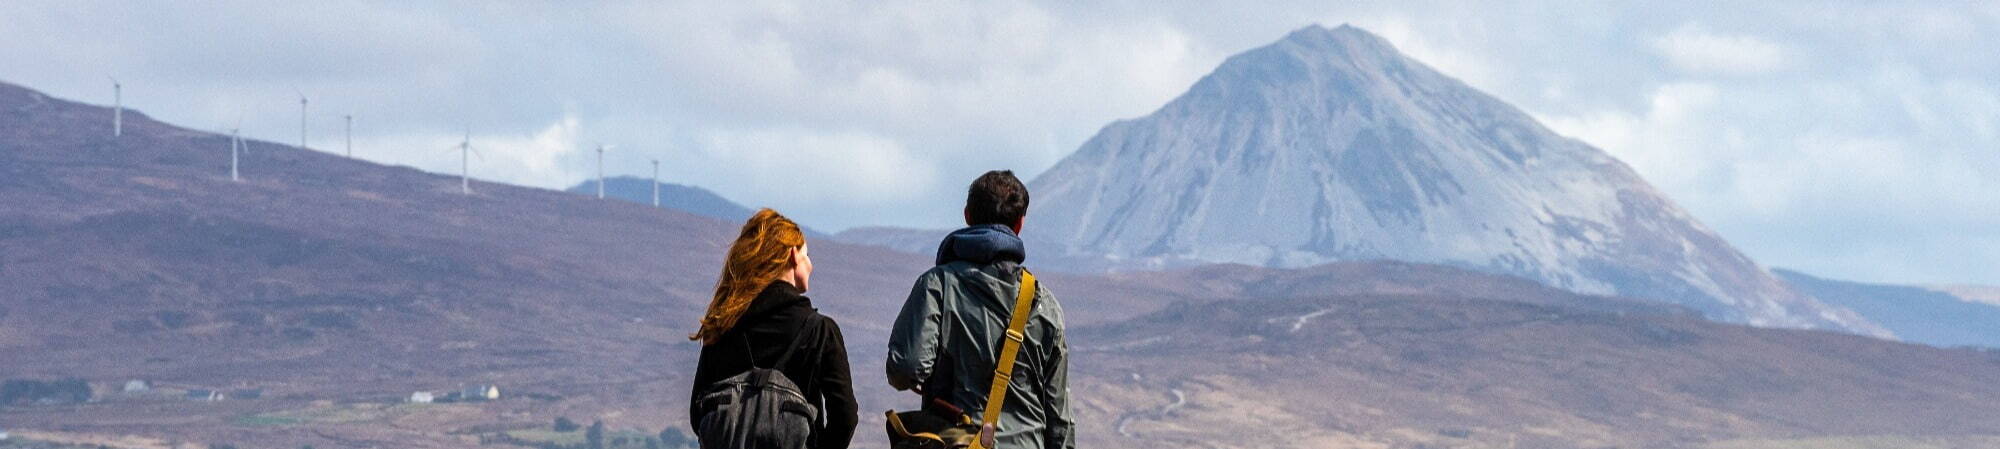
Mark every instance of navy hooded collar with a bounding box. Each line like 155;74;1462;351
934;224;1026;266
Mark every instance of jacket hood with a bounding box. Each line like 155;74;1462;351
934;224;1026;266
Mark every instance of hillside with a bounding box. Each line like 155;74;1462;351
1073;291;2000;448
0;79;926;448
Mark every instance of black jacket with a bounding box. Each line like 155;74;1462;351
690;281;857;449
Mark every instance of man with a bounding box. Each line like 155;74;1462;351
887;170;1074;449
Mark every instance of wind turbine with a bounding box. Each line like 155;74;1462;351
225;118;250;182
446;131;483;194
344;115;353;157
595;144;616;199
110;77;122;137
650;158;661;207
295;89;309;150
229;128;247;182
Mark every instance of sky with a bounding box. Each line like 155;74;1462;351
1;1;1994;285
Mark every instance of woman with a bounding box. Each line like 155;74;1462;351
689;208;857;449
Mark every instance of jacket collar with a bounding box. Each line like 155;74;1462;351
934;224;1027;266
742;280;810;320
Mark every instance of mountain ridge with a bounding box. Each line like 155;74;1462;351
1024;24;1884;337
1777;268;2000;349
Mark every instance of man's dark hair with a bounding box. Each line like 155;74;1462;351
966;170;1029;228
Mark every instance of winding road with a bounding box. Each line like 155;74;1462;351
1115;384;1216;448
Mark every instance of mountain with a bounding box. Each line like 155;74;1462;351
1776;269;2000;349
1025;24;1883;337
6;79;2000;448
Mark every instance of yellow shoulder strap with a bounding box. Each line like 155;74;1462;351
974;269;1037;448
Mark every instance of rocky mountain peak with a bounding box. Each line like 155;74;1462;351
1026;25;1887;336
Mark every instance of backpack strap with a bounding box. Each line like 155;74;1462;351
772;317;820;371
738;317;818;371
974;269;1038;448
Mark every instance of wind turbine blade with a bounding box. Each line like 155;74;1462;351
468;145;485;161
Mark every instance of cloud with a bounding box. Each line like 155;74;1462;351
351;115;586;191
1650;23;1791;75
690;128;938;228
1539;58;2000;285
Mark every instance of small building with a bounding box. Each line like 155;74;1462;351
0;428;10;441
460;385;500;401
124;380;150;393
409;391;434;404
186;389;224;402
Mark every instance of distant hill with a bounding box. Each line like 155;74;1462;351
1023;24;1883;337
832;226;943;255
565;176;754;223
1776;269;2000;349
566;176;829;239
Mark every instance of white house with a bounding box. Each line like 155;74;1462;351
409;391;434;404
123;380;149;393
461;385;500;401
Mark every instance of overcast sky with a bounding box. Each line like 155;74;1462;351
3;1;1994;285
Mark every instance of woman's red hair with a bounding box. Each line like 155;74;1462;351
691;208;805;345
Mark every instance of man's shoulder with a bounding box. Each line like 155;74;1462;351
1029;276;1066;329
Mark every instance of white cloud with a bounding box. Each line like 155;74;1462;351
1542;82;1721;192
352;115;586;191
689;128;937;227
585;1;1213;228
1651;23;1791;75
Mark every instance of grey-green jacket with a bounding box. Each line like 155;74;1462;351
887;234;1074;449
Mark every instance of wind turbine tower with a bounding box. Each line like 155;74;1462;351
452;132;482;195
344;115;353;157
595;144;616;199
651;159;661;207
229;128;245;182
296;91;309;150
110;78;122;137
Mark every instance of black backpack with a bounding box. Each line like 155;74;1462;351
696;321;821;449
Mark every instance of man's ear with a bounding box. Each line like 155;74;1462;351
1010;215;1025;234
963;208;973;226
